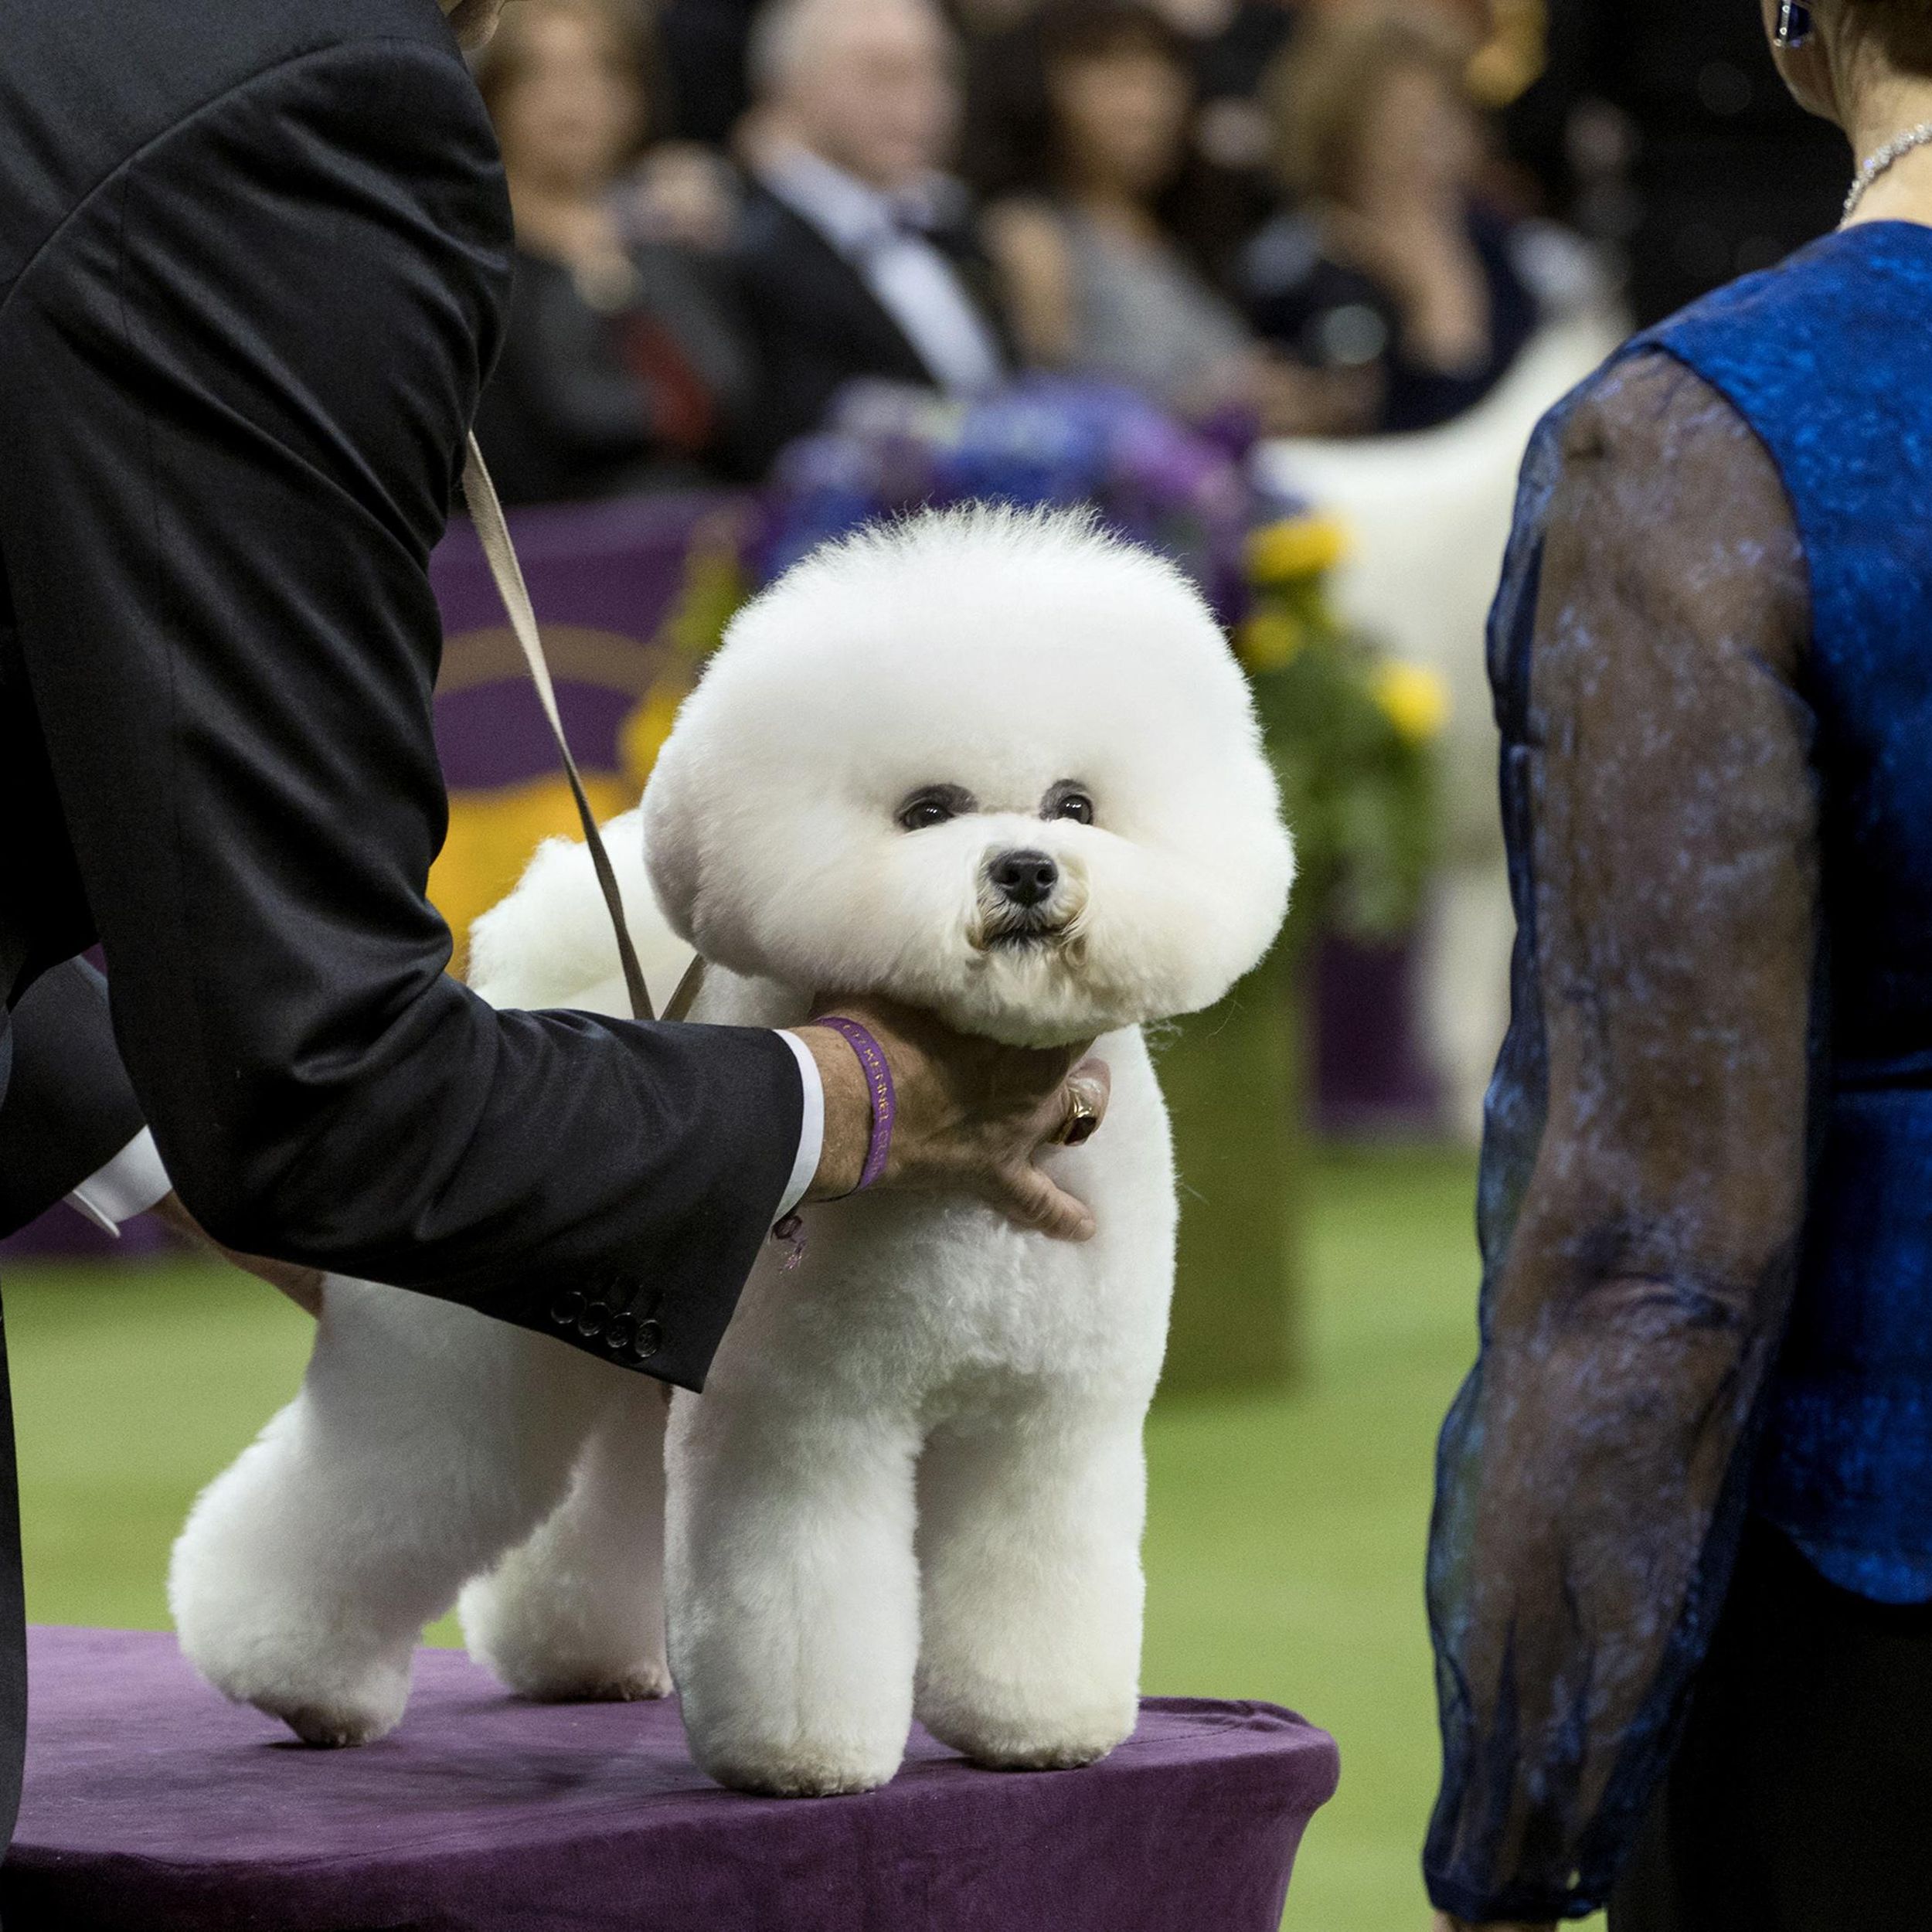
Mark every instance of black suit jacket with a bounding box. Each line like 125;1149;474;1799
0;0;801;1392
730;183;1012;474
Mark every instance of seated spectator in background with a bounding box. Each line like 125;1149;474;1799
1188;0;1301;251
472;0;757;505
1240;3;1542;437
731;0;1013;474
973;1;1365;434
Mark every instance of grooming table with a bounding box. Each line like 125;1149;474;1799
2;1627;1338;1931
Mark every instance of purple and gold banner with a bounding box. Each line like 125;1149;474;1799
427;490;755;966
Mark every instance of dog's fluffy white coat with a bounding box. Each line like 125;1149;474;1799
169;507;1292;1791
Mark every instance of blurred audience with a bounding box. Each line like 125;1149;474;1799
469;0;1838;485
654;0;1057;149
612;138;746;257
973;1;1362;433
1192;2;1298;172
472;0;757;503
1157;0;1306;302
729;0;1013;472
1240;4;1541;437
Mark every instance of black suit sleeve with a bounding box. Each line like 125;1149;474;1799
730;245;855;474
727;195;930;475
0;38;800;1389
0;960;148;1240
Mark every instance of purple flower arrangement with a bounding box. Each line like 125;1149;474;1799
762;376;1299;627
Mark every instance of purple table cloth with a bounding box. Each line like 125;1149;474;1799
4;1628;1338;1932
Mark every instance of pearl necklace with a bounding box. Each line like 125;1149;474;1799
1843;119;1932;223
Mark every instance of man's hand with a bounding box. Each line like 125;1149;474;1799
152;1192;326;1318
791;997;1111;1243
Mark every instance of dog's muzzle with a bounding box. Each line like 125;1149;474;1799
978;848;1078;951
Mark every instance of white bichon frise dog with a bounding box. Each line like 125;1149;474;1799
169;506;1293;1795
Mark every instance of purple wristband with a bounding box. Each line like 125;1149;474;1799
811;1016;897;1197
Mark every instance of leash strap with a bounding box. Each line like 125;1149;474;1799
461;435;656;1024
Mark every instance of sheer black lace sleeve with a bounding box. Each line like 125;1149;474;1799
1424;352;1821;1923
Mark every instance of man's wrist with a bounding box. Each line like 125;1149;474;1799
787;1026;872;1202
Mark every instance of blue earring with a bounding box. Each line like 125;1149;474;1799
1776;2;1815;48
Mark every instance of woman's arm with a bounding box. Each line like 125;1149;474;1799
1424;352;1820;1923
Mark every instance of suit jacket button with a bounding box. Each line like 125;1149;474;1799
604;1315;635;1355
579;1301;610;1339
549;1289;585;1328
633;1319;664;1361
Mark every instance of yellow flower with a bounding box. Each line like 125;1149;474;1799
1238;608;1307;672
1247;514;1352;586
1373;662;1454;744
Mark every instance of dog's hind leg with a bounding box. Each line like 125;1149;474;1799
459;1369;671;1702
169;1281;608;1747
666;1389;922;1796
913;1394;1145;1770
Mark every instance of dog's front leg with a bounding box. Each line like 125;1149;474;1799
913;1394;1145;1770
666;1387;920;1796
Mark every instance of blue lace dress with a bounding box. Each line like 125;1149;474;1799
1425;222;1932;1923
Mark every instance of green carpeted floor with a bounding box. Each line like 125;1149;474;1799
2;1146;1602;1931
1144;1145;1479;1930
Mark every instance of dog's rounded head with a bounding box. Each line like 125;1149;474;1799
641;506;1294;1046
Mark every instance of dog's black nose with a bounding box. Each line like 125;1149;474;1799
990;850;1060;908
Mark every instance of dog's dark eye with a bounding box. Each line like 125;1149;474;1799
896;784;975;833
1043;783;1094;826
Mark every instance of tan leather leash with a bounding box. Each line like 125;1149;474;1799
462;434;688;1023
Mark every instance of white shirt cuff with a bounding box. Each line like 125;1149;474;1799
773;1030;824;1220
66;1128;172;1237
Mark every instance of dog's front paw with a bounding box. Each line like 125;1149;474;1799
270;1676;411;1750
692;1733;902;1798
704;1757;898;1798
958;1729;1128;1772
919;1689;1135;1774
